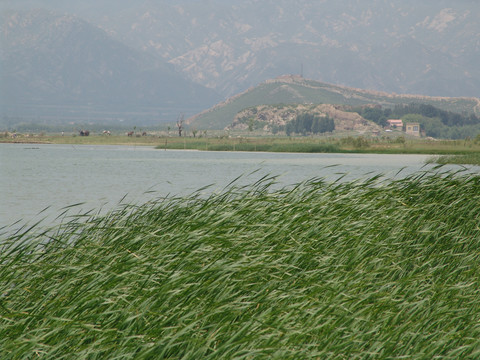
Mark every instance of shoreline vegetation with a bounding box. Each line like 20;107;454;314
2;132;480;165
2;171;480;358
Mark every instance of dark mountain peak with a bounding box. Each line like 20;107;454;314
1;9;221;125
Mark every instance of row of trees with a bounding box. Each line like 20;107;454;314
391;104;480;127
401;114;480;139
353;103;480;139
355;103;480;128
285;113;335;136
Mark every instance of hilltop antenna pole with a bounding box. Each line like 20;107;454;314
301;63;303;78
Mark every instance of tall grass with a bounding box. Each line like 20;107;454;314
429;152;480;166
1;171;480;359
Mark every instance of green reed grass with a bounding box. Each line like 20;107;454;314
429;152;480;166
1;171;480;359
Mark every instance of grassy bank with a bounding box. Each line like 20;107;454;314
2;133;480;164
2;171;480;359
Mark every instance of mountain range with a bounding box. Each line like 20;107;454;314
1;9;221;125
1;1;479;126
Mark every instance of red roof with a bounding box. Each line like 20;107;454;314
387;119;403;127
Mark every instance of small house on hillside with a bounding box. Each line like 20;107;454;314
387;119;403;129
405;122;421;137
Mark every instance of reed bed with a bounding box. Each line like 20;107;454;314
430;152;480;166
1;171;480;359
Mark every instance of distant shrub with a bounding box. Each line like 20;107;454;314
340;136;370;149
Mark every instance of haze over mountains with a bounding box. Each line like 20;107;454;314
1;9;221;125
1;1;479;126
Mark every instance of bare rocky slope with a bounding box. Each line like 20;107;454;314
229;104;381;135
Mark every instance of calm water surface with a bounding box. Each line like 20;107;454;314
0;143;444;227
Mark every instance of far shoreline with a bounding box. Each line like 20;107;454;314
1;134;480;165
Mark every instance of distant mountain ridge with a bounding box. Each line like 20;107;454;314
1;9;221;125
11;0;476;99
1;1;480;127
188;76;480;130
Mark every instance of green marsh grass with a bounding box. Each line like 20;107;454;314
1;171;480;359
429;152;480;166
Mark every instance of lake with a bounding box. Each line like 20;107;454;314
0;143;452;228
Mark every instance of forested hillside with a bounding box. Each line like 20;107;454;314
355;104;480;139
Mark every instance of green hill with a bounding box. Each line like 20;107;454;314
188;76;480;130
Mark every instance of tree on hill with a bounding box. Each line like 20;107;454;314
357;106;388;127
